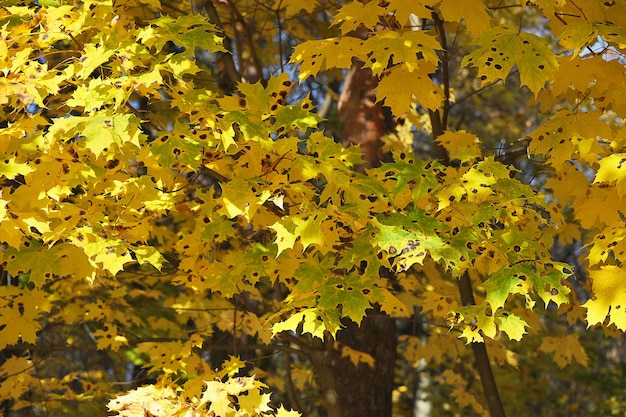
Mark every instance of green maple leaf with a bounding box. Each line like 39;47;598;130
462;26;558;95
529;267;571;308
497;313;527;341
293;215;325;251
377;158;441;201
237;73;291;116
3;240;63;286
292;257;331;297
47;113;142;158
147;15;225;53
318;272;374;325
456;304;496;343
273;102;320;131
483;266;527;311
151;129;202;168
218;245;275;290
483;263;570;312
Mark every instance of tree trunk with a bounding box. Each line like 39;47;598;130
338;58;395;168
310;308;397;417
311;32;399;416
333;308;397;417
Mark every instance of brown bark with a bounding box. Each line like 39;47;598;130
338;58;395;168
334;309;397;417
322;25;399;416
309;308;397;417
458;273;507;417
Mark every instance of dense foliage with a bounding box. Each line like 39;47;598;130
1;0;626;416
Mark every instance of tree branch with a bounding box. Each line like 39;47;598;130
204;0;241;90
457;272;507;417
433;13;450;131
283;350;304;415
429;13;451;164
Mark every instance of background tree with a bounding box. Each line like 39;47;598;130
1;1;626;417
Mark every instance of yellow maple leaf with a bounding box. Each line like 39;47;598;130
362;30;440;76
575;183;623;229
435;130;481;163
529;110;611;167
587;224;626;266
584;266;626;330
237;389;273;415
275;405;302;417
290;37;363;80
594;153;626;198
107;385;183;417
539;335;588;368
293;215;325;251
274;0;319;16
270;222;297;257
202;378;256;416
386;0;438;25
462;27;558;96
218;355;247;379
378;64;443;115
0;288;49;348
438;0;492;37
93;326;128;351
332;1;386;34
0;157;35;179
339;344;375;367
69;227;133;276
